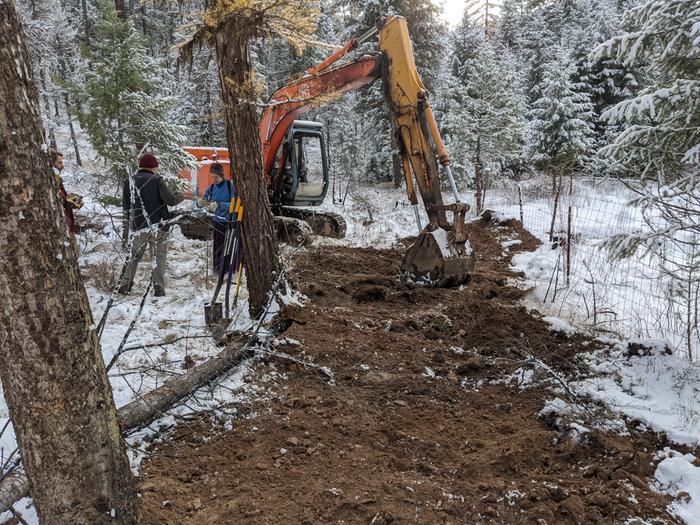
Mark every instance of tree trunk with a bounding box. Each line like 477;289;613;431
474;136;484;214
214;21;281;316
114;0;127;20
0;5;138;524
81;0;90;45
0;339;255;513
65;94;83;166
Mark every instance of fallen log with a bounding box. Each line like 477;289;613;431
0;339;255;514
119;340;254;430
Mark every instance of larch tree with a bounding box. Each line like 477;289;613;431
180;0;319;315
0;0;139;523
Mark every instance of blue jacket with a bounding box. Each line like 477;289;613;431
204;179;234;223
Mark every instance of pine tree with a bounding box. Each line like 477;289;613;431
0;2;139;521
441;20;525;210
595;0;698;181
72;1;190;181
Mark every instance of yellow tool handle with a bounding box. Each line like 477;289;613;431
229;196;242;214
237;204;244;222
234;261;243;296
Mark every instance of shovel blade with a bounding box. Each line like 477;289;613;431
204;302;224;326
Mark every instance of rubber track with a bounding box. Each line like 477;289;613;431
279;206;347;239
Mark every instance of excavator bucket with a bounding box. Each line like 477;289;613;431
400;226;475;287
399;203;475;287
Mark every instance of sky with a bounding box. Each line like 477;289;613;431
439;0;468;26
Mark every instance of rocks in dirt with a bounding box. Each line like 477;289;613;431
447;370;459;385
352;285;387;303
303;282;325;297
558;494;585;523
456;355;485;374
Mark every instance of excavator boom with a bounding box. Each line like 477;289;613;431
259;16;475;286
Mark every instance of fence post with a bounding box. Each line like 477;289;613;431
518;182;524;226
566;175;573;286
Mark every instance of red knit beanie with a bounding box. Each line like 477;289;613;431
139;153;159;169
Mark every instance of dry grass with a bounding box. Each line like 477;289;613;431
83;259;118;293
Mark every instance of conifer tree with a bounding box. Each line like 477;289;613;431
595;0;699;261
442;20;525;210
526;48;595;173
72;1;190;182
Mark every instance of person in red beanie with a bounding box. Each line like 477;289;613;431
120;153;183;297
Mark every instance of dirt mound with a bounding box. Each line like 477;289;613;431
139;218;678;524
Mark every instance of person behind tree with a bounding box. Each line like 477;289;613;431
119;153;184;297
50;149;83;233
199;163;236;274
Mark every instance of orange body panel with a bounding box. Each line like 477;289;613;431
178;146;232;198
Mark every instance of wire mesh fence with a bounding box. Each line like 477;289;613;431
477;174;699;362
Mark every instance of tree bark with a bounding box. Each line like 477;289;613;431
80;0;90;45
0;4;138;523
0;340;253;514
114;0;127;20
214;20;281;316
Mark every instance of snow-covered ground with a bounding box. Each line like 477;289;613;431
496;176;699;361
483;176;700;524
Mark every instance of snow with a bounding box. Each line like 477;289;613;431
653;448;700;525
575;342;700;447
506;175;700;525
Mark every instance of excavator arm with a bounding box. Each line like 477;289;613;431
260;15;474;286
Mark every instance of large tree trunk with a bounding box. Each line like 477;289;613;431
215;21;281;316
0;339;254;513
0;4;138;524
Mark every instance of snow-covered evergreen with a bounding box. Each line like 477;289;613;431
526;49;596;172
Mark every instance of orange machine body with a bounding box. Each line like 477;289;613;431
179;146;232;198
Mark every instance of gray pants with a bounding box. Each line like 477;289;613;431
121;229;168;290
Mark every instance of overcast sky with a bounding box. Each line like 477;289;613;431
439;0;467;26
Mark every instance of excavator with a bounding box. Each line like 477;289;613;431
179;15;475;286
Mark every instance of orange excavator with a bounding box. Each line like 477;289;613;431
181;16;475;286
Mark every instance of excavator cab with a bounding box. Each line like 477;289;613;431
274;120;329;207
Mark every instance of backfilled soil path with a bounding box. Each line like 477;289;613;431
139;217;680;524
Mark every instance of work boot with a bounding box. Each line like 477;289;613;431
154;285;165;297
117;283;132;295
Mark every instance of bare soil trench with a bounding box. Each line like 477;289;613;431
139;218;680;524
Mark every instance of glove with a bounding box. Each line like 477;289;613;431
207;202;219;213
65;194;84;209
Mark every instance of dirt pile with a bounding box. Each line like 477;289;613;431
139;217;679;524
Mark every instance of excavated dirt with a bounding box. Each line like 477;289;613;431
139;217;680;524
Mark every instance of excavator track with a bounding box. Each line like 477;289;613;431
278;206;347;239
175;209;315;247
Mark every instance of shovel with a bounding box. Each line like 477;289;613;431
205;197;241;327
225;204;244;320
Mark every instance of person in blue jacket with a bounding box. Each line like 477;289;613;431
200;163;234;274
